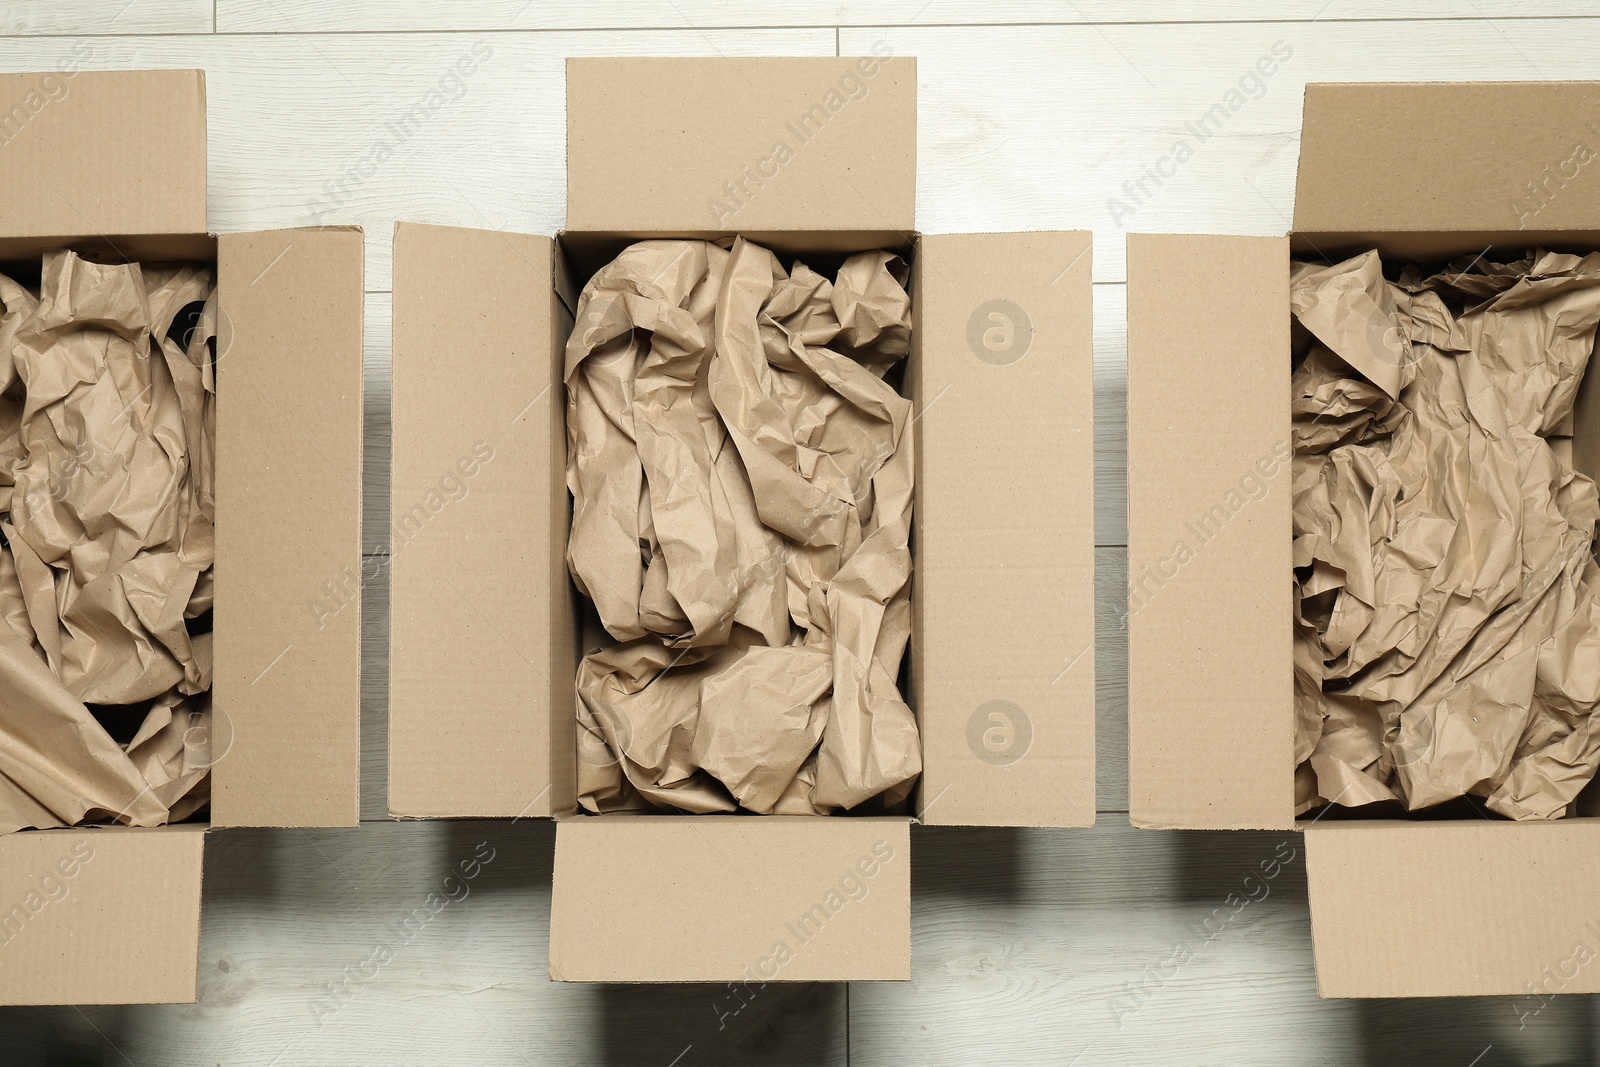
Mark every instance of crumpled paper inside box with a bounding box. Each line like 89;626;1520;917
1293;248;1600;821
0;249;216;835
567;237;921;815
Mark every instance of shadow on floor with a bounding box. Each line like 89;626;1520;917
598;980;846;1066
909;824;1026;905
0;1003;133;1066
1353;994;1596;1066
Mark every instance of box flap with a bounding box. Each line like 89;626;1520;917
1125;234;1295;830
912;232;1095;827
0;69;206;240
550;816;909;982
212;228;364;827
0;826;204;1005
566;57;914;235
1306;820;1600;997
389;223;574;819
1294;82;1600;236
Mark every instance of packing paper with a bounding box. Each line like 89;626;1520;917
0;249;216;834
1293;249;1600;821
567;237;920;815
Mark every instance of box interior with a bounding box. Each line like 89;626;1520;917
1287;226;1600;826
549;228;926;823
0;232;218;837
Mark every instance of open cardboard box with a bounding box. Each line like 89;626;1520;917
0;70;363;1004
389;56;1097;982
1127;82;1600;998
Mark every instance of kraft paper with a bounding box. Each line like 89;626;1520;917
1293;249;1600;821
0;250;216;834
567;238;920;815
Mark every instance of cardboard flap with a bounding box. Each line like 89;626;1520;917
1306;820;1600;997
1125;234;1294;831
212;228;364;828
0;826;204;1005
550;816;910;982
1294;82;1600;235
0;69;206;240
566;57;915;235
913;232;1095;827
389;223;573;819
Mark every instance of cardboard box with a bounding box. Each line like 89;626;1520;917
389;56;1097;982
0;69;364;1004
1127;82;1600;998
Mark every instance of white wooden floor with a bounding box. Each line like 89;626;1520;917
3;2;1599;1063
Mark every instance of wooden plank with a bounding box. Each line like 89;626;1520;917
362;293;391;558
217;0;1600;32
1094;284;1126;548
1096;547;1127;813
0;0;209;34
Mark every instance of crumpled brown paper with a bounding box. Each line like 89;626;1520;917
0;249;217;835
1292;248;1600;821
567;237;921;815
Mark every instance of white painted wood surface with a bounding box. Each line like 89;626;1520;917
0;1;210;35
2;6;1598;1064
214;1;1600;32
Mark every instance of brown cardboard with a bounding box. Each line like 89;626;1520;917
0;69;363;1005
914;231;1097;827
549;816;910;982
1127;81;1600;997
388;222;574;819
213;228;366;828
1305;821;1600;998
1295;83;1600;240
0;826;204;1005
0;69;206;241
1126;233;1294;831
1578;348;1600;495
566;57;915;240
389;55;1097;983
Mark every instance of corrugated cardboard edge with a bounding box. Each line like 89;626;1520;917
212;227;364;828
1125;233;1295;831
566;57;916;235
389;222;572;819
1294;82;1600;236
549;817;911;982
1305;819;1600;997
548;244;578;818
0;68;207;240
0;826;205;1005
913;231;1096;827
